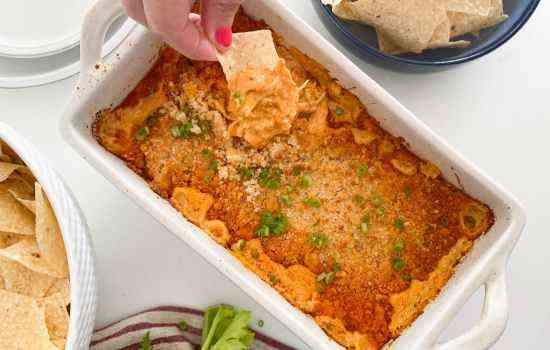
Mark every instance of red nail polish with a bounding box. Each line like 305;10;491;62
215;27;232;47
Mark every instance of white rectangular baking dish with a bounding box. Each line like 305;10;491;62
0;122;97;350
61;1;525;349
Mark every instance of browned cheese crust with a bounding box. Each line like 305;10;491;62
93;7;494;350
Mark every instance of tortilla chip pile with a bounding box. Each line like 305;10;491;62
0;141;70;349
323;0;508;54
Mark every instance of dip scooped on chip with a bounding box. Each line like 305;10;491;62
217;30;302;148
322;0;507;54
0;142;70;349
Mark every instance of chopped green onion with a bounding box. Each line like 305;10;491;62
204;175;213;183
357;164;369;178
300;173;313;188
394;239;405;253
171;125;182;138
317;271;336;285
335;106;345;117
256;225;270;238
303;198;321;208
257;320;264;328
309;233;329;249
258;167;282;189
392;258;406;271
268;273;280;285
238;167;253;181
359;214;370;234
404;186;413;198
401;274;412;282
280;194;293;207
233;91;244;104
353;195;365;206
135;126;150;141
394;218;405;231
208;160;220;172
256;211;289;237
371;195;385;207
292;166;303;176
179;320;188;331
202;148;214;159
333;262;341;272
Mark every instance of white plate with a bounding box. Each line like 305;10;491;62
0;0;95;58
0;16;135;89
62;1;526;349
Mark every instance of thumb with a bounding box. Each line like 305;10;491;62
201;0;242;51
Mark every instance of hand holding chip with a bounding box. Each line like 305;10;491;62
122;0;243;61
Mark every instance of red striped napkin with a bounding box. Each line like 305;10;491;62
90;306;296;350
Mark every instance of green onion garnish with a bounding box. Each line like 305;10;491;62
135;126;150;141
303;198;321;208
309;233;329;249
394;239;405;253
300;173;313;188
394;218;405;231
357;164;369;178
392;258;406;271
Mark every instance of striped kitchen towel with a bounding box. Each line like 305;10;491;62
90;306;297;350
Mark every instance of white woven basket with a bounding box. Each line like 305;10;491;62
0;122;97;350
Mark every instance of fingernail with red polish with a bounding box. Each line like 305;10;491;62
215;27;232;47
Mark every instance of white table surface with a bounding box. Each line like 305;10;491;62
1;1;548;349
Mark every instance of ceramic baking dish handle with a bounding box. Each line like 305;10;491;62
431;267;508;350
80;0;126;75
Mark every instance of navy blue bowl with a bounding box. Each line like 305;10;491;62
318;0;540;68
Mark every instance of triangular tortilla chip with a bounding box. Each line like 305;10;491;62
0;162;29;182
0;189;35;235
40;291;70;340
332;0;448;53
35;183;69;278
45;278;70;304
217;30;280;81
0;290;58;350
0;255;58;297
377;16;470;54
0;231;20;248
0;238;62;277
9;189;35;214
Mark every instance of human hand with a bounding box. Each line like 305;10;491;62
122;0;242;61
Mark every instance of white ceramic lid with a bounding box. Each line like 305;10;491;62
0;0;93;58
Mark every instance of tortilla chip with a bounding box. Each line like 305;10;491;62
333;0;448;53
0;231;20;248
35;183;69;278
217;30;280;81
0;255;58;297
40;291;70;340
377;16;470;54
9;189;36;214
0;238;62;277
45;278;70;304
0;189;35;235
0;162;29;182
0;290;58;350
51;338;66;349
